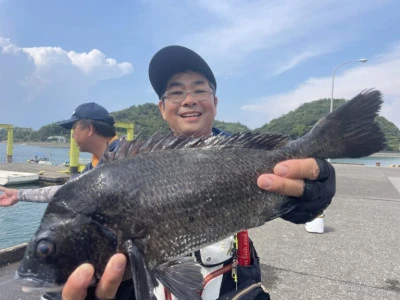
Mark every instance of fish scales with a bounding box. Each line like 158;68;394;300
17;89;386;299
71;147;285;266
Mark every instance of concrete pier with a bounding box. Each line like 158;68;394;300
0;171;38;186
0;163;70;186
0;164;399;299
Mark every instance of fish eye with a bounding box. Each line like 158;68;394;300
36;240;55;258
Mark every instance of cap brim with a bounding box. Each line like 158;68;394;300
149;45;216;99
57;117;79;130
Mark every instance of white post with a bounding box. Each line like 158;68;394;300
330;59;368;113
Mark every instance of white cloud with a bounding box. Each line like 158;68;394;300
67;49;132;79
181;0;384;77
23;47;132;80
272;50;328;76
240;42;400;129
0;38;133;129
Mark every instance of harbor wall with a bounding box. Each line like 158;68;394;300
0;243;27;266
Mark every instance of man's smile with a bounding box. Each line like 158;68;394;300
181;112;201;118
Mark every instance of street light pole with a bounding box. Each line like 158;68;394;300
330;59;368;112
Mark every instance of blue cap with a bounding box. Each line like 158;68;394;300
149;45;216;99
57;102;115;129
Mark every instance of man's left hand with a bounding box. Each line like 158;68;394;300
257;158;335;223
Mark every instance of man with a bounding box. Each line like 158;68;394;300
0;102;119;206
62;45;335;299
62;102;119;174
0;103;119;300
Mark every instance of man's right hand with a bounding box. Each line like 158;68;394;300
62;253;126;300
0;186;19;206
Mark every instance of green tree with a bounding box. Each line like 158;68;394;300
376;116;400;151
2;98;399;152
212;120;249;134
112;103;170;138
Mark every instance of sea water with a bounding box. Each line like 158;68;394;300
0;143;90;249
1;142;73;165
0;195;48;249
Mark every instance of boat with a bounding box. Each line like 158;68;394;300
27;153;55;166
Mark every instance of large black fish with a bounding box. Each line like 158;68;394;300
17;90;386;299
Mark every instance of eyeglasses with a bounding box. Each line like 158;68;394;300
162;88;214;103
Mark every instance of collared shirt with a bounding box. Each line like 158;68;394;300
82;136;120;172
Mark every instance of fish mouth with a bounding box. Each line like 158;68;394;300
15;273;64;293
21;284;64;294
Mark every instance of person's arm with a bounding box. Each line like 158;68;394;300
257;158;335;223
0;185;62;206
19;185;62;203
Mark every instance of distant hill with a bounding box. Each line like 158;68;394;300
256;98;400;151
111;103;170;138
1;99;399;151
256;98;344;137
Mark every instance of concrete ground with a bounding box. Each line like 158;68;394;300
251;164;400;299
0;164;399;299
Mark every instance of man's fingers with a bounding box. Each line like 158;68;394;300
62;264;94;300
274;158;320;180
95;253;127;299
257;174;304;197
257;158;319;197
0;188;18;206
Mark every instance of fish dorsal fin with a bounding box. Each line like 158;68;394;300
205;132;288;150
103;131;288;162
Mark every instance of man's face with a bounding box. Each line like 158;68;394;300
71;121;91;152
158;71;218;137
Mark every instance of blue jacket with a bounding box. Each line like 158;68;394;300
212;127;231;137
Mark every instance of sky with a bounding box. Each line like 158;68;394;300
0;0;399;130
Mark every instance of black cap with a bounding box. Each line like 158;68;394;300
57;102;115;130
149;45;217;99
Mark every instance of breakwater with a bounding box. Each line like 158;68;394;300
0;243;27;266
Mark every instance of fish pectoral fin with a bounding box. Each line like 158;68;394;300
153;257;203;299
122;240;156;300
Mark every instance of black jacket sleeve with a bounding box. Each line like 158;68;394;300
280;158;336;224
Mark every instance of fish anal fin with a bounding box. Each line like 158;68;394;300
122;240;156;300
153;258;203;300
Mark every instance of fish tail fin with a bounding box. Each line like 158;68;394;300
153;258;203;299
292;89;386;159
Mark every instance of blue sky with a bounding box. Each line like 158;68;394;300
1;0;400;130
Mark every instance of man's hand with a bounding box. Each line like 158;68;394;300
62;253;126;300
257;158;320;197
257;158;335;223
0;186;19;207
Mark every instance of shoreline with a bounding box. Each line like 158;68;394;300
0;141;70;148
1;141;400;156
370;151;400;157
